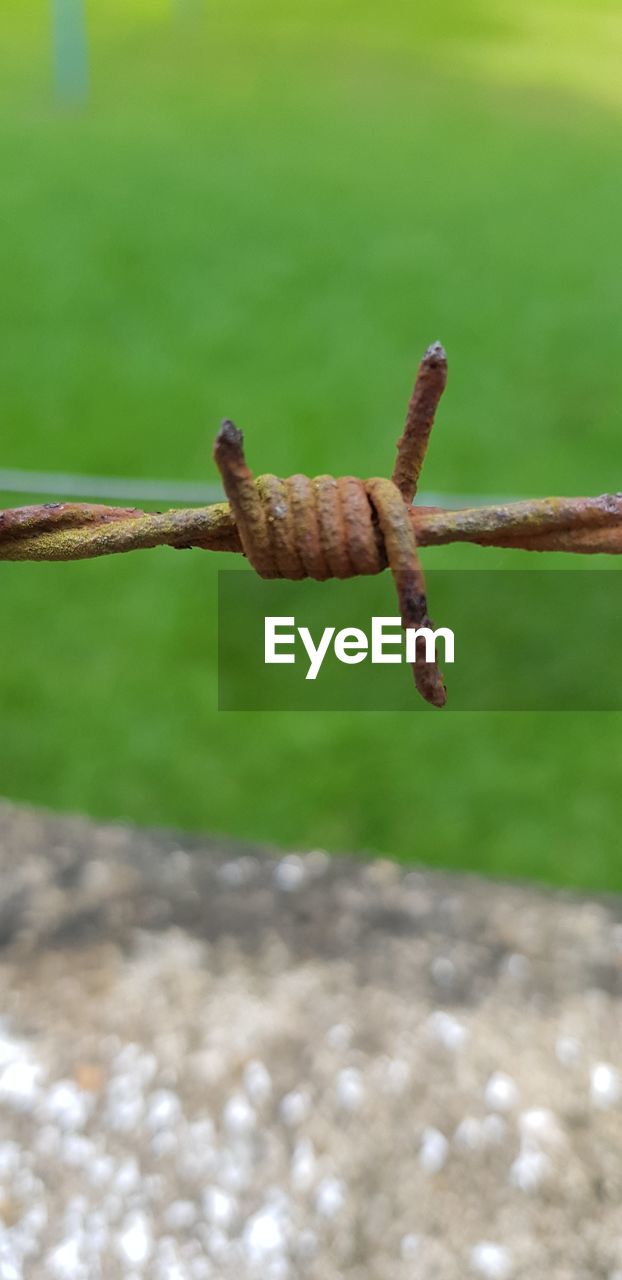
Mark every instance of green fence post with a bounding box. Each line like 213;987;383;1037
51;0;89;104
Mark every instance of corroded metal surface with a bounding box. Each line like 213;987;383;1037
392;341;448;502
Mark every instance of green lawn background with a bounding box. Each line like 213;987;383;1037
1;0;621;889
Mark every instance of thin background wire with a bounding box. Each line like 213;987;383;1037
0;467;510;509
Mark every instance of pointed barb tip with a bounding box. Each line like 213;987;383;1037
423;342;447;367
217;419;244;448
214;419;247;471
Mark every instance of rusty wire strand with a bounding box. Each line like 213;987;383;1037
2;343;621;705
392;341;448;503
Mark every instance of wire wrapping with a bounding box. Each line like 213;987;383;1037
213;343;449;706
1;342;621;706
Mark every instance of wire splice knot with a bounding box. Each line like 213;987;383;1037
214;344;448;707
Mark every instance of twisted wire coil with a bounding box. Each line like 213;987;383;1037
214;343;449;705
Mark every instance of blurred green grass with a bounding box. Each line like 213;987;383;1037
1;0;621;889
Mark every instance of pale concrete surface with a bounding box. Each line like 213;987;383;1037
0;802;621;1279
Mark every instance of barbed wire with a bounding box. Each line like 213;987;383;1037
2;342;620;706
0;469;226;506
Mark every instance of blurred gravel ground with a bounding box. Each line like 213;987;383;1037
1;802;622;1279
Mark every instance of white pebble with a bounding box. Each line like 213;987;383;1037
518;1108;564;1148
296;1230;317;1260
509;1149;551;1193
116;1212;153;1266
0;1058;43;1111
61;1135;96;1168
0;1141;21;1177
290;1138;317;1193
101;1193;123;1224
151;1129;178;1159
315;1176;346;1219
191;1262;214;1279
20;1201;49;1237
203;1187;237;1230
14;1167;44;1202
0;1256;22;1280
223;1093;256;1136
113;1156;141;1195
426;1011;468;1052
88;1154;115;1188
265;1260;289;1280
326;1024;352;1052
81;1212;108;1256
243;1207;287;1260
108;1093;144;1131
214;1146;252;1193
155;1266;188;1280
204;1227;229;1262
218;860;246;887
470;1242;512;1279
155;1234;181;1262
306;849;330;873
34;1124;61;1159
165;1201;197;1231
105;1074;144;1132
42;1080;92;1131
0;1030;28;1066
47;1237;85;1279
274;856;306;892
115;1046;157;1086
279;1090;311;1128
419;1126;449;1174
336;1068;364;1112
481;1114;507;1145
504;953;530;981
555;1035;581;1067
400;1234;421;1259
147;1089;182;1131
454;1116;484;1152
187;1117;216;1147
244;1061;272;1106
484;1072;519;1112
431;956;455;985
382;1057;411;1095
590;1062;621;1109
145;1172;165;1200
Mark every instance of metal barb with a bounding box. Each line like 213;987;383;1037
392;342;448;503
1;344;621;707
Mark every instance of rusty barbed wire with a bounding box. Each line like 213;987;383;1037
1;342;621;707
